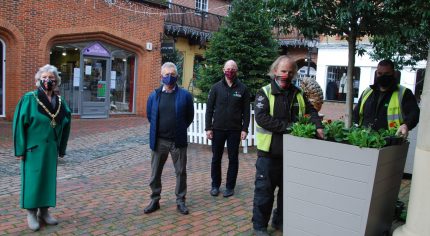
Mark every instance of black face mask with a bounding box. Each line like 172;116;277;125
41;79;54;91
376;75;394;88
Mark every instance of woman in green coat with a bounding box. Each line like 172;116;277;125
13;64;71;231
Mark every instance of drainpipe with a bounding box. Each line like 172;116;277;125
393;49;430;236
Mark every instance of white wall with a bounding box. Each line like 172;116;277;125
316;43;426;103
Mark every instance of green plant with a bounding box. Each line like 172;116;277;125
289;118;405;148
378;121;399;138
323;119;348;142
290;123;316;138
289;114;316;138
345;127;387;148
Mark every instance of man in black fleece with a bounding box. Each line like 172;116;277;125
205;60;251;198
252;56;324;235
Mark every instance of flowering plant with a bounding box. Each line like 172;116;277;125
379;122;399;137
289;116;405;148
289;114;316;138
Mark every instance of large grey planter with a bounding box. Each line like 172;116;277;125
283;134;409;236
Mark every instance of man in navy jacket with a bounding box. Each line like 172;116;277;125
145;62;194;215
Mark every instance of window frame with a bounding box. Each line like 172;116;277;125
195;0;208;12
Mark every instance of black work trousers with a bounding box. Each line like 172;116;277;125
211;130;241;190
252;156;283;230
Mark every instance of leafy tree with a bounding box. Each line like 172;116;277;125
195;0;278;102
268;0;388;127
370;0;430;69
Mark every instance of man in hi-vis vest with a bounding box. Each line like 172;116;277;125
252;56;324;235
353;59;420;137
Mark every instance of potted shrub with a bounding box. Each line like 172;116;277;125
283;118;409;236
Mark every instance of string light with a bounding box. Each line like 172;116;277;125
99;0;230;16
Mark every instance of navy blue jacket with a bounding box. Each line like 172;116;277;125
147;85;194;151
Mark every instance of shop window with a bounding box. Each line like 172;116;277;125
325;66;360;102
110;56;135;113
0;39;5;116
50;45;81;114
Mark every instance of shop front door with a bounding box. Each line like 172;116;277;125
81;57;110;118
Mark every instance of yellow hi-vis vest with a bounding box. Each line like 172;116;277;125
359;85;407;128
256;84;306;152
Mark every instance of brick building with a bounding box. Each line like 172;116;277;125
0;0;167;120
163;0;229;93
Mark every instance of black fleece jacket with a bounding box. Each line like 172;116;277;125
205;78;251;132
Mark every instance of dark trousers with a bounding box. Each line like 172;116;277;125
211;130;241;190
149;138;187;204
252;157;283;230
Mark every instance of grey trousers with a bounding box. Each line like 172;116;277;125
149;138;187;204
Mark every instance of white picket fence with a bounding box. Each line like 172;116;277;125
187;103;257;153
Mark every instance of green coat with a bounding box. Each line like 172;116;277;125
13;90;71;209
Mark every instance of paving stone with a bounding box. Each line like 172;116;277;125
0;114;411;235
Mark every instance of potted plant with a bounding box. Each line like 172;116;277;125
283;117;409;236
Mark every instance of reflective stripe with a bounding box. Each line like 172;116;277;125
387;86;406;127
397;86;406;122
387;114;401;120
256;126;272;134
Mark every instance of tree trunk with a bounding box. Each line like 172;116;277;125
345;36;356;128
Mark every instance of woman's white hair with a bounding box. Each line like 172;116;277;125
35;64;61;86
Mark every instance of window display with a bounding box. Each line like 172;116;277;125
325;66;360;101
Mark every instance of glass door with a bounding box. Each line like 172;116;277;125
81;57;110;118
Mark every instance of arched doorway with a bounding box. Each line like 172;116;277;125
50;41;136;118
296;58;317;78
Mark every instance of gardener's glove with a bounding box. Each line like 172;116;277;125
396;124;409;138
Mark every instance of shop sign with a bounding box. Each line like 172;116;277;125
83;42;111;57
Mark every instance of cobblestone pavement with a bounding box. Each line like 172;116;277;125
0;114;410;235
0;117;277;235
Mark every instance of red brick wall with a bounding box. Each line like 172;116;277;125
172;0;229;16
0;0;166;120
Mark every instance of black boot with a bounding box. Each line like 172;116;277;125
144;200;160;214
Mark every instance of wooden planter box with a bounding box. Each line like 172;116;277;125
283;134;409;236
